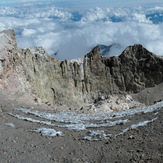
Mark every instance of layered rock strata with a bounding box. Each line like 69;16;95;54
0;29;163;108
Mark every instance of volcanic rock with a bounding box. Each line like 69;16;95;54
0;108;3;117
0;29;163;108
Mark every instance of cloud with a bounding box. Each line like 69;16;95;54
22;28;36;36
81;7;108;22
0;3;163;60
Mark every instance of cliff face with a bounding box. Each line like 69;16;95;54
0;29;163;107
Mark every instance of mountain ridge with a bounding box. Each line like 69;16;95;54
0;29;163;108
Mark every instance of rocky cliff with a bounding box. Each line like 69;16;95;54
0;29;163;108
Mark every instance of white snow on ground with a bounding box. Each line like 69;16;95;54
8;113;55;126
84;119;129;128
153;112;159;115
84;118;157;141
8;101;163;140
60;123;86;131
31;128;63;137
5;123;15;127
8;113;129;131
84;130;112;141
14;101;163;122
58;119;129;131
115;118;158;137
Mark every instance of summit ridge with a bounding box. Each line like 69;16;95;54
0;29;163;109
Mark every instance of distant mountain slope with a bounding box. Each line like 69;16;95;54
98;43;122;57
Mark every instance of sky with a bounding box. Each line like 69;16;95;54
1;0;163;7
0;0;163;60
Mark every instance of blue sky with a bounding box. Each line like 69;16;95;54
1;0;163;7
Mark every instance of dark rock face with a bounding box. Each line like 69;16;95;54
119;45;163;91
0;29;163;107
83;45;163;95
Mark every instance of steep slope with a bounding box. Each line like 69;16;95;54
0;29;163;108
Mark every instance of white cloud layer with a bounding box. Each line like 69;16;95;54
0;3;163;60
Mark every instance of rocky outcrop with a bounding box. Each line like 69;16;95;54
0;29;163;108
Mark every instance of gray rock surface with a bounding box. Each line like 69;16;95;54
0;108;3;117
0;29;163;108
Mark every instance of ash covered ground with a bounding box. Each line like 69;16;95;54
0;88;163;163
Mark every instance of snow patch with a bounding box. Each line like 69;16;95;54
153;112;159;115
8;113;55;126
5;123;15;127
115;117;158;137
111;101;163;119
9;112;128;131
8;102;162;140
84;119;129;128
69;57;84;65
14;101;163;123
84;130;112;141
60;123;86;131
69;57;84;79
31;128;63;137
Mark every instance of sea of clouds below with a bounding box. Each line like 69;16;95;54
0;3;163;60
